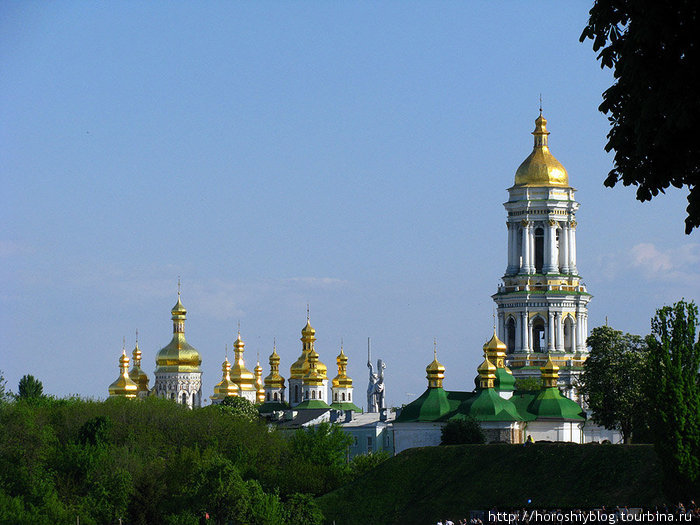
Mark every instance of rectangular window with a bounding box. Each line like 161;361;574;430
367;436;373;451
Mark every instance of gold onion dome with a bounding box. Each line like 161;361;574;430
230;332;256;391
109;349;139;398
332;345;353;388
483;330;508;369
303;348;324;386
290;317;327;379
477;354;497;389
514;112;569;187
265;343;285;388
426;344;446;389
540;354;560;388
254;359;265;402
212;356;239;399
129;338;150;394
155;293;202;372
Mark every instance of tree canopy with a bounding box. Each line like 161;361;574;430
646;299;700;498
579;326;649;443
16;374;44;401
440;417;486;445
580;0;700;233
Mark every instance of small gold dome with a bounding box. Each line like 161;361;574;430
426;345;446;389
229;333;256;391
514;113;569;187
332;346;352;388
483;331;507;352
156;294;202;373
129;341;150;394
211;356;240;400
109;350;139;398
265;344;286;389
540;354;560;388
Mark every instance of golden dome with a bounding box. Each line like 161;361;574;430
129;340;150;394
303;349;324;386
155;294;202;373
540;354;560;388
426;344;446;389
108;349;138;398
514;113;569;187
254;360;265;403
332;346;353;388
290;316;327;379
477;354;497;389
211;356;240;400
483;330;508;369
229;332;256;391
265;344;286;388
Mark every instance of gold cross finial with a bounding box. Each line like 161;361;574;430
177;276;181;297
135;329;138;344
237;320;241;337
306;303;310;321
539;93;543;115
433;338;437;360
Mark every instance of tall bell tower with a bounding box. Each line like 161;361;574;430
492;111;592;394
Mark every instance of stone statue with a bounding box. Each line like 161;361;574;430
366;338;386;413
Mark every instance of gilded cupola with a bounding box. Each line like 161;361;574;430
483;330;508;369
229;331;256;392
426;341;446;389
129;331;150;395
303;348;325;386
332;344;353;388
264;342;285;388
514;111;569;187
108;345;139;398
155;290;202;373
477;353;497;389
254;357;265;403
211;353;240;401
290;316;327;380
540;355;560;389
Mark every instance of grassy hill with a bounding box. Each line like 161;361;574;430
317;443;668;525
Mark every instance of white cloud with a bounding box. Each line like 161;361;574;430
630;243;673;272
630;242;700;286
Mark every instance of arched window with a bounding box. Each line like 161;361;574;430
294;385;299;403
312;390;316;400
534;227;544;273
348;393;351;401
266;392;270;401
334;393;338;401
181;392;187;405
532;317;546;352
342;392;346;401
506;317;516;353
564;317;574;352
274;392;278;401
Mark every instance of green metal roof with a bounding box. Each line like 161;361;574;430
527;387;585;420
395;387;455;422
452;388;523;422
258;401;288;413
495;368;516;391
294;399;331;410
329;401;362;412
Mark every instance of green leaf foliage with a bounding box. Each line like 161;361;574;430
348;451;391;480
440;417;486;445
580;325;649;443
17;374;44;401
514;376;542;392
646;300;700;498
0;395;328;523
580;1;700;233
216;394;261;421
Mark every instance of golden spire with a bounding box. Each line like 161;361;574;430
229;329;256;392
332;340;353;388
540;354;560;389
425;338;446;388
156;287;201;372
265;339;285;389
108;344;138;398
514;111;569;187
254;352;265;403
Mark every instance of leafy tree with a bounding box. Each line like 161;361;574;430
348;451;391;480
580;1;700;233
284;493;324;525
646;300;700;498
514;376;542;392
78;416;112;446
0;371;10;404
579;326;649;443
217;395;260;421
440;418;486;445
16;375;43;401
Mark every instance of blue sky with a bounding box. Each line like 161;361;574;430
2;2;697;408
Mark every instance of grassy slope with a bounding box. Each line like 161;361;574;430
318;444;667;525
